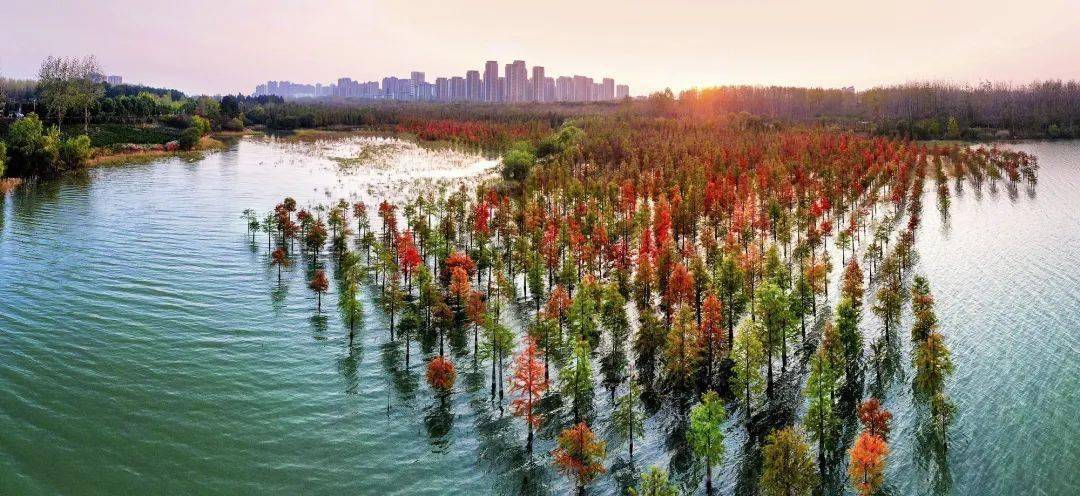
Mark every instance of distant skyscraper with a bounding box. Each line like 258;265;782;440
106;75;122;85
616;84;630;99
556;77;573;102
572;76;593;102
484;61;499;102
449;77;465;101
436;77;449;102
601;78;615;100
466;70;481;101
410;72;425;100
531;66;545;102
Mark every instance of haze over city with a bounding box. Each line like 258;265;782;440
3;0;1079;96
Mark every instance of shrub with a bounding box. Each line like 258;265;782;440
222;117;244;132
501;142;536;182
0;142;6;177
179;127;201;150
191;115;212;136
58;135;92;169
159;114;192;129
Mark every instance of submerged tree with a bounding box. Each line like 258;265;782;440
426;355;457;393
552;422;607;496
611;381;645;460
270;247;288;282
760;427;817;496
730;319;765;422
561;339;595;423
510;337;549;452
688;390;727;495
628;466;678;496
858;398;893;440
848;431;889;496
309;269;329;313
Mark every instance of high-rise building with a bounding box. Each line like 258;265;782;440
572;76;593;102
450;76;465;102
106;75;122;85
601;78;615;101
543;77;555;103
531;66;545;102
484;61;499;102
616;84;629;99
436;78;449;102
466;70;481;101
410;72;425;100
513;60;528;102
556;77;573;102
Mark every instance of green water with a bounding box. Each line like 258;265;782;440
0;138;1077;495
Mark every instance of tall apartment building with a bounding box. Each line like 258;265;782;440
504;60;527;102
450;76;466;101
484;61;500;102
556;77;573;102
602;78;615;101
572;76;593;102
531;66;545;102
617;84;630;99
436;78;449;101
466;70;481;101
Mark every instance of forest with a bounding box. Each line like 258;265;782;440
240;115;1037;494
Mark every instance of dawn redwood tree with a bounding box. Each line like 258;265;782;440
805;344;839;478
510;337;549;452
858;398;893;440
760;427;817;496
561;339;595;423
664;305;701;394
426;355;457;394
611;381;645;460
688;390;727;495
700;294;725;386
552;422;607;496
309;269;329;313
629;466;678;496
848;431;889;496
730;319;765;424
270;247;288;282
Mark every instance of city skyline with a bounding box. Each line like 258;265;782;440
2;0;1078;97
253;58;630;103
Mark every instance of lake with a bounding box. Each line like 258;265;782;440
0;137;1077;495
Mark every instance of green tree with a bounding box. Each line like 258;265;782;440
600;282;630;399
755;281;792;396
835;298;863;382
501;146;535;182
611;381;645;460
58;135;91;169
688;390;727;495
730;319;765;421
629;466;679;496
716;253;745;345
946;116;962;139
560;339;595;422
760;427;818;496
805;346;839;478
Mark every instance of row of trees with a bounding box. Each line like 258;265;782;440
243;110;1034;494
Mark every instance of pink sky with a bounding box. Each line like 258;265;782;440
3;0;1079;96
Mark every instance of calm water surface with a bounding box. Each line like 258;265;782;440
0;138;1077;495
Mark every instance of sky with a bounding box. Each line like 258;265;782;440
3;0;1079;96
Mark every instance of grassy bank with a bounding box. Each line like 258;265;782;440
86;136;227;167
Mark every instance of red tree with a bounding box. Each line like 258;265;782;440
510;337;550;451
